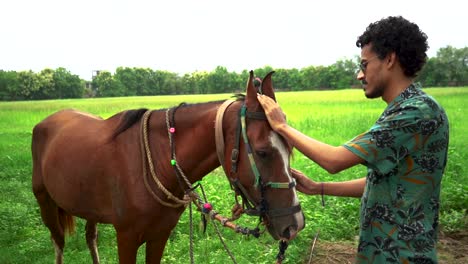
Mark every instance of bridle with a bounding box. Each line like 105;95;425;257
139;100;299;263
215;100;301;222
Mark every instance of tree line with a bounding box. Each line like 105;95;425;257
1;46;466;101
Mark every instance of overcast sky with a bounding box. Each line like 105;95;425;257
1;0;466;81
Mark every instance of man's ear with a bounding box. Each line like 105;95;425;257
387;52;397;70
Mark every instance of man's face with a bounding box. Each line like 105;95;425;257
356;44;385;99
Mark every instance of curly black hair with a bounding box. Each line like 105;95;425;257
356;16;429;78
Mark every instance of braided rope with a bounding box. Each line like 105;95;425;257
189;203;195;264
210;218;238;263
140;110;190;207
165;108;192;187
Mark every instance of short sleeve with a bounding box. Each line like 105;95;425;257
343;103;428;175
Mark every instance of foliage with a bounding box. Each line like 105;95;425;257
1;46;467;101
0;88;466;263
0;68;83;101
417;46;468;86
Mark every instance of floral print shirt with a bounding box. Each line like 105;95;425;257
344;84;449;264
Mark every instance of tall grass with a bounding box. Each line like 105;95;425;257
0;88;466;263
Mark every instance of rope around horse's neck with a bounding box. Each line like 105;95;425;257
165;106;238;264
165;108;192;187
140;110;190;207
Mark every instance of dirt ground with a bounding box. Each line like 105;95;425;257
304;231;468;264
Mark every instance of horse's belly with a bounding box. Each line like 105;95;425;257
42;145;116;222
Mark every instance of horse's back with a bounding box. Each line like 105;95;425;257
33;108;102;139
32;109;106;168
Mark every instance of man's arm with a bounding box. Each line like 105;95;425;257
281;125;363;173
292;169;366;198
257;94;364;173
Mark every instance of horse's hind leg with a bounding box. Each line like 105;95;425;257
86;221;100;264
33;167;76;264
33;189;66;264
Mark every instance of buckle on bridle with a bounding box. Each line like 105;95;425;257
230;149;239;173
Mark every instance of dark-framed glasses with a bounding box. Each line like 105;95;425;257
359;56;379;73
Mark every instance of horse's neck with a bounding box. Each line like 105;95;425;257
155;102;223;185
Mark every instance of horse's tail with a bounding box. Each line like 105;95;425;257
58;208;76;235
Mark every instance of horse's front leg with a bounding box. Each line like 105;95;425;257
116;230;142;264
145;231;172;264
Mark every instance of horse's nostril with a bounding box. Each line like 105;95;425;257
282;225;297;240
282;228;290;239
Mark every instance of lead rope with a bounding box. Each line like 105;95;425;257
199;185;238;264
189;202;194;264
276;240;289;264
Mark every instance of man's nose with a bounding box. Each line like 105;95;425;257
356;70;365;80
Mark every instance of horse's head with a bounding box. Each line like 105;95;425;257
220;71;305;241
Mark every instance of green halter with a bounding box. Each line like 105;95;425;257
240;105;296;189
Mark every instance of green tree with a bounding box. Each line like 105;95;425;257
332;58;360;88
153;70;180;95
270;68;287;91
418;58;443;87
300;65;332;89
53;67;83;98
114;67;137;96
446;46;468;86
133;68;154;95
17;70;40;100
286;68;302;91
207;66;234;94
253;66;274;81
191;71;210;94
181;73;197;94
35;68;56;99
0;70;19;100
93;71;125;97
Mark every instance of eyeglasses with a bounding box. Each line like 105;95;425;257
358;56;379;74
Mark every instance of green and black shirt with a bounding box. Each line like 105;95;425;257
344;83;449;264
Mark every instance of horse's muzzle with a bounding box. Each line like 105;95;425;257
268;210;305;241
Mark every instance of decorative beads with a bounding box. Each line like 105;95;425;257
169;127;175;133
171;159;176;166
202;203;213;213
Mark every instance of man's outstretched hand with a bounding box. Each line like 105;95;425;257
291;168;319;195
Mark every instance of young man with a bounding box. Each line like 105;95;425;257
257;16;449;263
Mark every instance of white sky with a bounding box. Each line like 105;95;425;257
1;0;466;81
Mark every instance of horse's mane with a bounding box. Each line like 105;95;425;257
233;93;245;101
110;108;148;140
110;95;245;140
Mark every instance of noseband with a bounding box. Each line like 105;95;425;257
215;100;301;221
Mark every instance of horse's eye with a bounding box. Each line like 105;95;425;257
256;150;268;159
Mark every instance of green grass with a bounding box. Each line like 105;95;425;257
0;88;466;263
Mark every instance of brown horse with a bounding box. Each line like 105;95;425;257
32;71;305;263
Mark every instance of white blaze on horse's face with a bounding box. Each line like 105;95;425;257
269;132;298;205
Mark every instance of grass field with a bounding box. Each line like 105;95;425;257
0;88;466;263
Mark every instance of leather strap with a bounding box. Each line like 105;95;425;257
215;100;236;174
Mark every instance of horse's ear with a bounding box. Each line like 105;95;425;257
261;71;276;101
245;70;259;109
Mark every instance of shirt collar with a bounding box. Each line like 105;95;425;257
389;83;423;106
